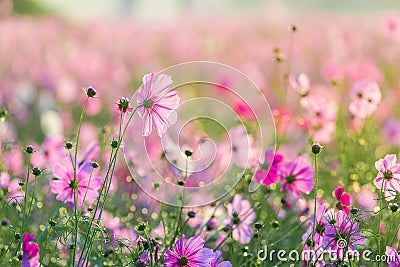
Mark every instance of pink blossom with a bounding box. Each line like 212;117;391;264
226;194;255;244
374;154;400;201
349;81;382;119
386;246;400;267
254;148;283;186
50;158;102;207
334;186;351;214
137;73;180;137
289;73;310;96
280;157;314;197
383;119;400;146
164;235;214;267
209;250;232;267
22;233;40;267
0;172;22;204
229;126;257;169
322;210;365;258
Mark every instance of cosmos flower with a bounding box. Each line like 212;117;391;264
21;233;40;267
334;186;351;214
254;148;284;186
386;246;400;267
289;73;310;96
50;158;102;207
374;154;400;201
280;157;314;197
164;235;214;267
226;194;255;244
349;81;381;120
303;204;327;246
209;250;232;267
137;73;180;137
322;210;365;257
0;172;22;204
229;126;257;169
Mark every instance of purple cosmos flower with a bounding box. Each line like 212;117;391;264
334;186;351;214
136;252;149;266
322;210;365;258
254;148;284;186
386;246;400;267
279;157;314;197
22;233;40;267
50;158;102;207
226;194;255;244
209;250;232;267
137;73;180;137
164;235;214;267
374;154;400;201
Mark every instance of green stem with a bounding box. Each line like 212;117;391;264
71;97;89;266
310;153;319;267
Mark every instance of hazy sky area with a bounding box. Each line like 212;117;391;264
34;0;400;20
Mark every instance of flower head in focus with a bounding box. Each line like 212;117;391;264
137;73;180;137
280;157;314;197
22;233;40;267
50;158;102;207
117;97;133;113
164;235;213;267
374;154;400;201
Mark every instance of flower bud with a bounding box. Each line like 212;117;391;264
390;203;399;213
312;143;323;154
24;145;34;154
187;211;196;218
254;222;263;230
111;140;118;149
32;167;41;176
86;87;97;98
184;150;193;157
65;142;73;150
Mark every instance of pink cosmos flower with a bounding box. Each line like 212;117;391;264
50;158;102;207
374;154;400;201
280;157;314;197
289;73;310;96
254;148;283;186
349;81;382;120
229;126;257;169
334;186;351;214
0;172;22;204
303;204;327;246
226;194;255;244
386;246;400;267
22;233;40;267
164;235;214;267
137;73;180;137
322;210;365;257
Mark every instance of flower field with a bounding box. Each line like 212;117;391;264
0;2;400;267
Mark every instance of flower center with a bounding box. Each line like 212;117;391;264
179;257;189;266
383;171;392;180
316;224;325;234
142;99;154;109
70;180;78;189
286;174;296;184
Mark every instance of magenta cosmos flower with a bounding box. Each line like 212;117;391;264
386;246;400;267
322;210;365;257
164;235;214;267
255;148;284;186
226;194;255;244
374;154;400;201
137;73;180;137
334;186;351;214
22;233;40;267
50;158;102;207
279;157;314;197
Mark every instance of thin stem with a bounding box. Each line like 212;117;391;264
26;174;39;224
71;97;89;266
310;153;319;266
377;179;384;267
19;154;31;250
